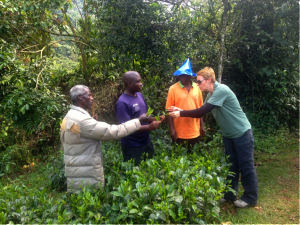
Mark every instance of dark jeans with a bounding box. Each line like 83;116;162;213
121;140;154;166
223;129;258;205
173;136;201;154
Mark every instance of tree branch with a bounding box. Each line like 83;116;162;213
72;0;84;21
20;39;98;55
35;65;47;91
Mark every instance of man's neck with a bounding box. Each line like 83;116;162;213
180;80;192;92
124;89;137;96
180;80;192;87
73;103;88;111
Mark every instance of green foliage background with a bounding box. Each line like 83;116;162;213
0;0;298;223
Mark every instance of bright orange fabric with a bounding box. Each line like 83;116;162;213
165;82;203;139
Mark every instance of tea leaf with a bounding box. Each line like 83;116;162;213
146;107;154;117
192;204;197;212
111;205;120;211
116;213;127;221
50;204;58;214
131;201;139;208
194;218;206;224
168;209;176;220
205;174;213;180
111;191;124;197
143;205;153;211
129;209;138;214
168;183;175;194
178;206;183;216
157;211;167;221
182;173;189;180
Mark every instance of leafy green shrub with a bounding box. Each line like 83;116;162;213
0;153;15;177
3;87;67;134
0;183;65;224
223;0;298;132
5;144;33;167
47;151;67;192
1;127;231;224
91;79;124;123
142;76;172;115
254;128;293;154
0;117;15;152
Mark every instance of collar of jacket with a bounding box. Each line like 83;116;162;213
71;105;90;116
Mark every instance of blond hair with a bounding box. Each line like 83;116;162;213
197;67;216;83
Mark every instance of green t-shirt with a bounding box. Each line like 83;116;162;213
205;81;251;138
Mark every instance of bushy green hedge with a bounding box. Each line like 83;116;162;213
0;128;231;224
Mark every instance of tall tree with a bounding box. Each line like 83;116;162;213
223;0;299;130
217;0;231;83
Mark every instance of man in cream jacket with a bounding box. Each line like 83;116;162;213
60;85;148;192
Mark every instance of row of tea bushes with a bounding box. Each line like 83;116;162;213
0;128;232;224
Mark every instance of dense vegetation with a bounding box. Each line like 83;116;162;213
0;0;298;223
1;129;232;224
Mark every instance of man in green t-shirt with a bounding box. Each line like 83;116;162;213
168;67;258;208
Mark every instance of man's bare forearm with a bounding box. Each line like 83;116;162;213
168;115;174;131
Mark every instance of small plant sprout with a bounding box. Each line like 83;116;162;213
148;107;168;121
163;109;169;116
155;111;169;121
155;112;160;121
147;107;154;117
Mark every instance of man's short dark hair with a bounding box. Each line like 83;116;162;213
122;71;139;86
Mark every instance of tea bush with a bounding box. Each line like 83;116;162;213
0;127;231;224
0;153;15;177
47;152;67;192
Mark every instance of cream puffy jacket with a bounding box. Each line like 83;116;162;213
60;105;141;192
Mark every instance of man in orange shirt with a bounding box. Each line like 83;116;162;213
166;59;205;153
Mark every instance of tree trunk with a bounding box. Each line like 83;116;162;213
61;8;87;79
218;0;230;83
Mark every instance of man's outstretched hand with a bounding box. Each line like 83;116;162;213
92;114;98;120
149;120;161;130
169;111;180;118
167;106;183;112
138;113;150;122
149;115;166;123
159;115;165;122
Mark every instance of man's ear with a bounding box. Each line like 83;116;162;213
126;81;132;87
77;94;83;101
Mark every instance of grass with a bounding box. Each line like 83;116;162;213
1;155;65;199
220;131;299;224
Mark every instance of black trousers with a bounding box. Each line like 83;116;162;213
121;140;154;166
223;129;258;205
173;136;201;154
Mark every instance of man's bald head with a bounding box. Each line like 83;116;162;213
122;71;140;86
